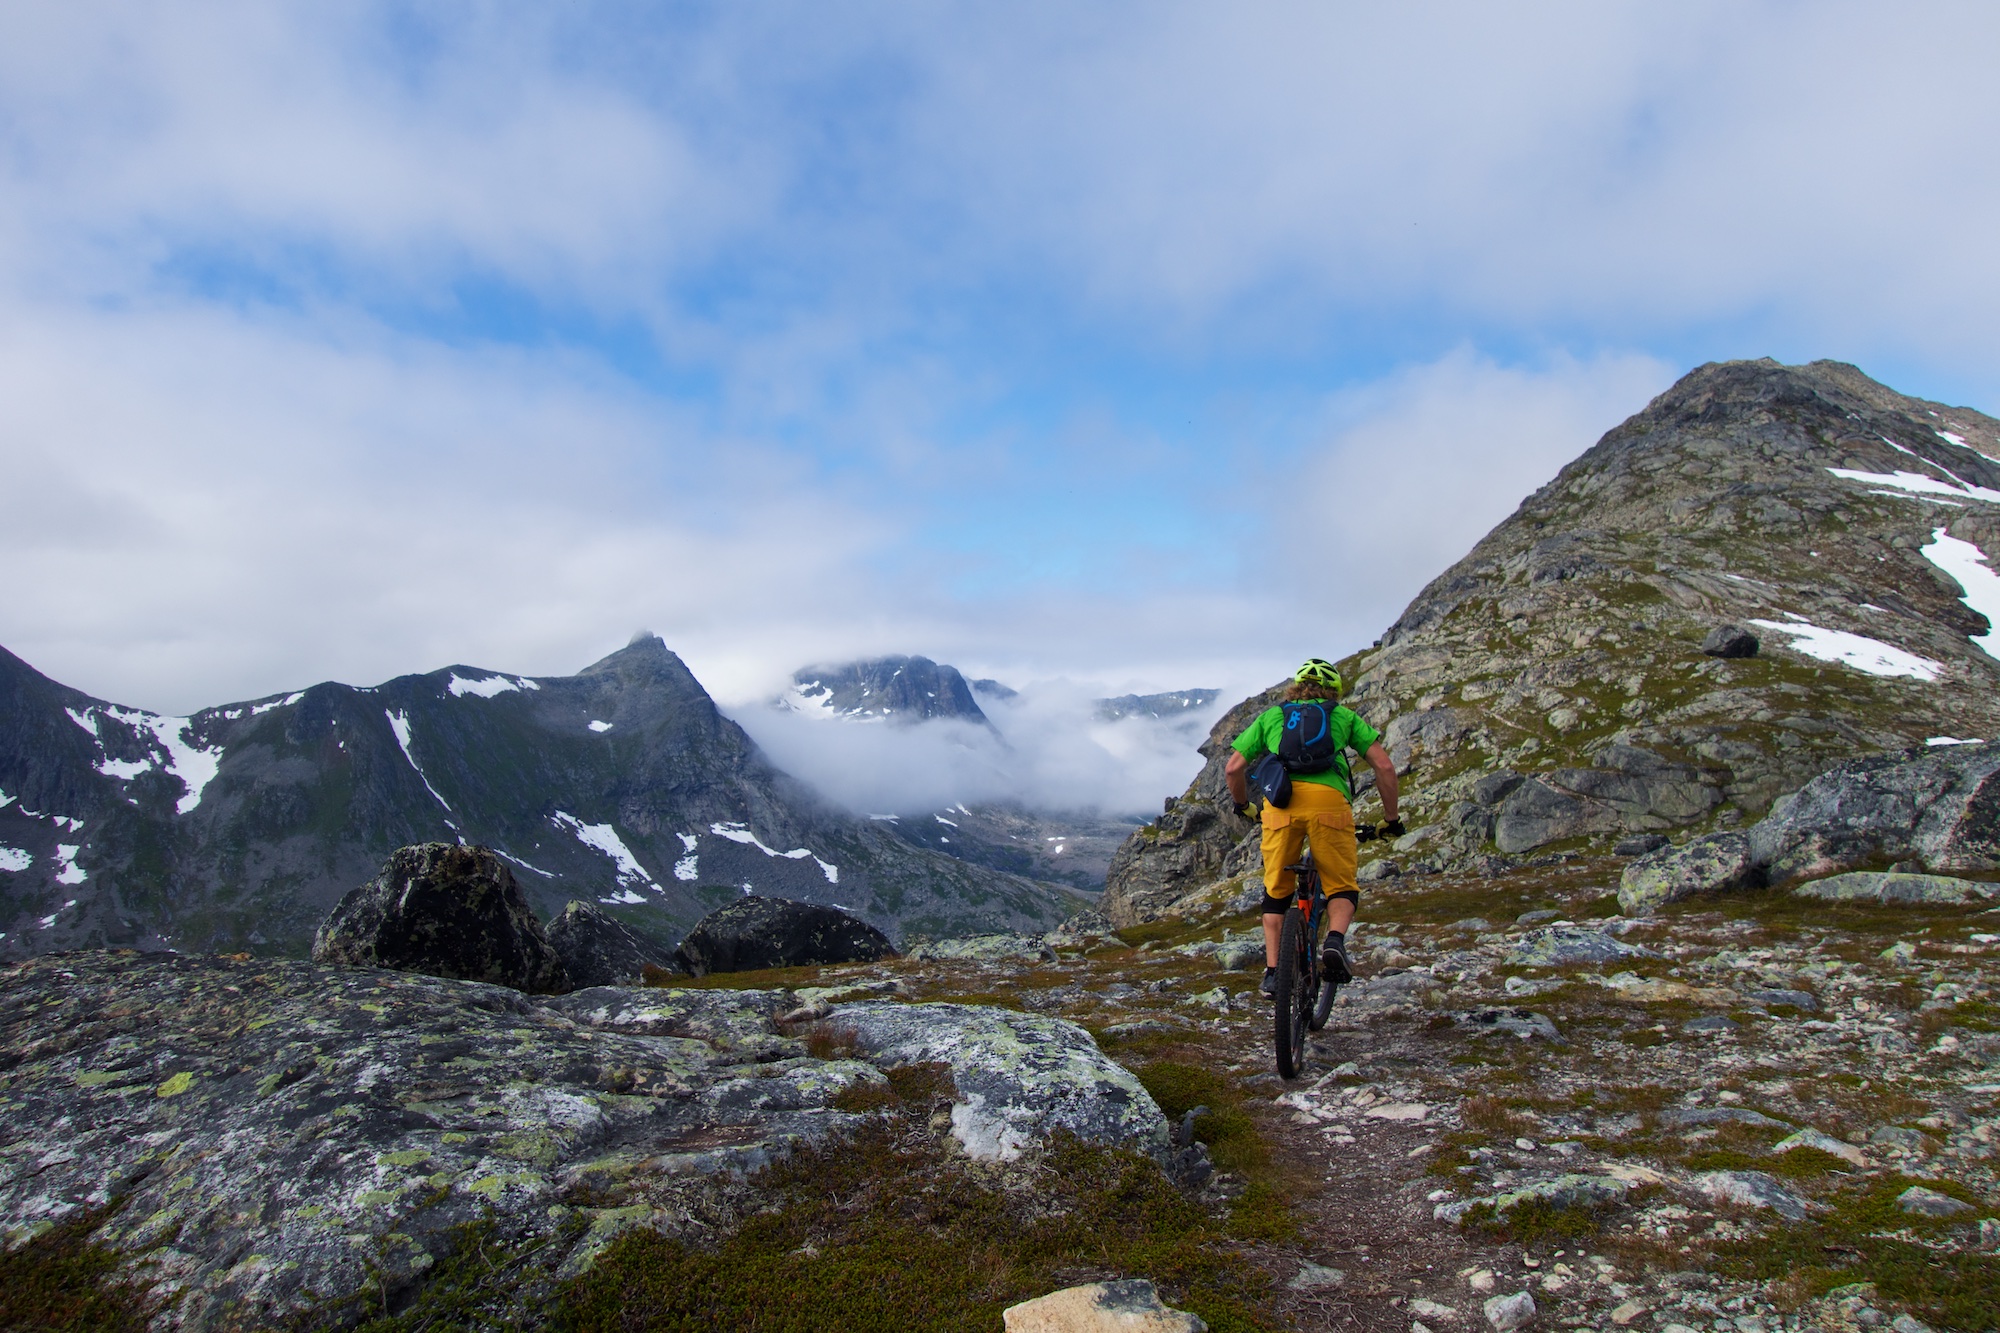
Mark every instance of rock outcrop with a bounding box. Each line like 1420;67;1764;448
1107;360;2000;919
545;899;676;987
0;951;1170;1330
312;843;571;993
673;895;897;976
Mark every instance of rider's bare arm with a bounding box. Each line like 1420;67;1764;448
1364;742;1398;821
1224;751;1250;805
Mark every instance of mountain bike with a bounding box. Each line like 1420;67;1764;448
1271;844;1343;1080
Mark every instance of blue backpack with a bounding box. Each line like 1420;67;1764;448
1278;701;1341;774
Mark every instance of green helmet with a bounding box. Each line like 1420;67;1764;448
1294;658;1343;694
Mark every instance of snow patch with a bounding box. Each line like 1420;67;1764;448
0;847;30;872
65;708;99;737
495;849;556;878
1866;489;1961;506
588;720;613;732
1937;430;1971;449
96;757;153;781
1748;617;1942;681
53;844;85;885
934;815;958;828
1921;529;2000;660
600;890;647;906
1929;737;1984;746
815;857;839;885
447;673;540;698
385;710;452;811
709;822;818;861
71;706;224;814
250;692;305;716
1827;467;2000;505
553;812;657;890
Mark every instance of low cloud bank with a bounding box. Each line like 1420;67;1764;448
732;678;1242;819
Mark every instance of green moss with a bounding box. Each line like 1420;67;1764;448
0;1202;160;1332
1711;1177;2000;1330
555;1124;1270;1333
1134;1061;1264;1177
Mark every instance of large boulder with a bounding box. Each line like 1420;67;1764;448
1747;742;2000;880
1793;871;2000;905
673;895;896;976
312;843;570;993
1618;832;1758;916
545;900;675;987
1490;779;1619;854
831;1001;1170;1163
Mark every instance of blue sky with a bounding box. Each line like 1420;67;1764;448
4;2;1999;717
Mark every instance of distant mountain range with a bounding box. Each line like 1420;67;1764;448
779;656;993;726
0;636;1088;961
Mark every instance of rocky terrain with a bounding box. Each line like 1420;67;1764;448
1106;360;2000;926
0;635;1086;962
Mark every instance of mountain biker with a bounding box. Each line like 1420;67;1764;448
1222;658;1402;998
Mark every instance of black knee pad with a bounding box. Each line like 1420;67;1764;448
1329;889;1359;906
1262;895;1290;915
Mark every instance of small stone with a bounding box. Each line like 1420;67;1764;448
1004;1280;1207;1332
1483;1291;1537;1331
1682;1015;1738;1033
1367;1103;1431;1122
1613;834;1670;857
1413;1323;1435;1333
1410;1297;1459;1319
1288;1262;1346;1291
1772;1128;1867;1166
1608;1301;1649;1326
1467;1269;1497;1293
1890;1316;1937;1333
1897;1185;1972;1218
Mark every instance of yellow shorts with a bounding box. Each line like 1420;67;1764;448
1261;781;1360;902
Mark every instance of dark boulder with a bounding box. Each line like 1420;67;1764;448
312;843;570;993
674;895;897;976
546;900;676;987
1700;624;1760;658
1748;741;2000;879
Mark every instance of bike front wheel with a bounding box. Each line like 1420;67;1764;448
1273;908;1313;1079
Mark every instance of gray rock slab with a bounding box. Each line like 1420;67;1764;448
906;934;1059;963
1484;1291;1539;1331
830;1001;1169;1163
1693;1170;1811;1220
1747;742;2000;879
1661;1106;1791;1130
1898;1185;1973;1217
543;985;797;1062
1618;832;1758;916
0;953;878;1330
1773;1128;1866;1166
1506;924;1656;968
1743;988;1818;1011
1793;871;2000;904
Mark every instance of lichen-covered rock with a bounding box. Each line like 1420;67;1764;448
1435;1173;1630;1224
541;985;799;1063
1044;908;1120;949
1692;1169;1810;1220
312;843;570;993
1793;871;2000;905
830;1001;1169;1163
1618;832;1758;916
0;952;879;1330
546;899;676;987
673;895;896;976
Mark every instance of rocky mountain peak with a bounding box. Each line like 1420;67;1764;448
1106;358;2000;922
779;654;992;726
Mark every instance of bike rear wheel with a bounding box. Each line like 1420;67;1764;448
1273;908;1314;1079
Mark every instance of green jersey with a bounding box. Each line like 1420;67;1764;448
1230;700;1382;800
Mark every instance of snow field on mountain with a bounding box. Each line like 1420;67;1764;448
1827;465;2000;505
447;673;541;698
1920;529;2000;659
62;704;222;814
708;821;839;883
0;848;30;872
1746;616;1941;681
552;812;658;895
384;710;453;811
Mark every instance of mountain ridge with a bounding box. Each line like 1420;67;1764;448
0;636;1086;959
